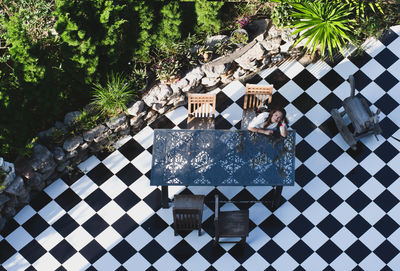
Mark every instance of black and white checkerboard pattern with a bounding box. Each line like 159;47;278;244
1;26;400;271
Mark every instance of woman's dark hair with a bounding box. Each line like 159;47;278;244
263;108;288;128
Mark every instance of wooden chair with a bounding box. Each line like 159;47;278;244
214;194;249;245
241;84;274;130
187;93;216;129
173;194;205;236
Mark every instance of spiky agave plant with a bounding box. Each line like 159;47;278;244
289;0;356;59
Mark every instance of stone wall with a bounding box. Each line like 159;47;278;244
0;20;306;231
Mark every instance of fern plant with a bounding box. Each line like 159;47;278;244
91;72;137;116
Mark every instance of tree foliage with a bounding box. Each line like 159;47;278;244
195;0;224;35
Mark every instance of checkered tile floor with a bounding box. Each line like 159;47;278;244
2;26;400;271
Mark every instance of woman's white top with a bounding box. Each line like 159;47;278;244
248;112;285;130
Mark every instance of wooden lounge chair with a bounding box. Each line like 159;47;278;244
173;194;205;236
241;84;273;130
330;75;381;150
187;93;216;129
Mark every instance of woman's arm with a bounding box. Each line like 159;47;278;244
248;126;273;135
279;123;287;137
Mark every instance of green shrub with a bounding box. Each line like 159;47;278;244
70;109;103;135
154;1;182;50
91;72;137;116
271;2;296;29
128;63;148;91
195;0;223;35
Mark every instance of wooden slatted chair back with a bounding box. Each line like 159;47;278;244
188;93;216;118
243;84;273;110
173;209;202;232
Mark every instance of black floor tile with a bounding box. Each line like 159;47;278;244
215;91;234;113
374;240;399;263
296;140;316;162
318;141;343;163
318;190;343;212
374;141;398;163
346;190;371;212
293;69;318;90
198;241;226;264
265;69;290;90
375;94;399;115
374;215;399;238
345;240;370;263
109;240;136;263
80;240;107;264
375;71;399;91
295;165;316;187
142;189;162;212
22;214;49;238
374;48;399;69
149;115;175;129
52;213;79;237
84;189;112;212
114;189;141;211
287;240;313;263
374;190;398;212
82;214;109;237
55;188;81;212
379;117;399;139
141;214;169;238
292;93;317;114
0;240;16;263
86;163;114;186
228;244;256;264
346;166;372;187
29;191;52;212
353;70;372;91
49;240;77;263
346;142;372;163
111;214;139;238
291;116;317;138
320;70;345;91
346;215;371;238
258;240;285;263
316;240;342;264
318;165;344;187
169;240;197;264
374;166;399;188
289;189;315;212
348;51;372;68
118;138;145;161
258;214;285;238
288;215;314;238
139;240;167;264
19;240;46;264
116;163;143;186
317;215;342;238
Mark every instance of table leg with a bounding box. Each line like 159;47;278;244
161;186;169;208
272;186;283;209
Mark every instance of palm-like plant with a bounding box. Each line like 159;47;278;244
91;72;137;116
289;0;356;59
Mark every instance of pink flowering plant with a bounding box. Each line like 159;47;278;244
153;56;183;84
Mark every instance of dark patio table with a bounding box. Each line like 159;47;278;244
150;129;296;208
